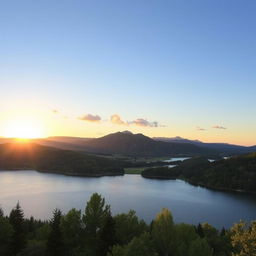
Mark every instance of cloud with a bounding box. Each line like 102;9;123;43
196;126;206;131
131;118;158;127
111;114;127;125
52;109;59;114
212;125;227;130
79;114;101;122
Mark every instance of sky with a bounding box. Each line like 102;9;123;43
0;0;255;145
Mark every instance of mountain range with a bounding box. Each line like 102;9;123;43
35;132;216;157
0;132;255;157
154;136;256;155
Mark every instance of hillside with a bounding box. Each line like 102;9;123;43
154;136;256;155
142;153;256;193
36;132;216;157
0;142;124;176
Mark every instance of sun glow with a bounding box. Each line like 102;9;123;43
3;118;44;139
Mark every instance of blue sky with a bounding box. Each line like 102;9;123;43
0;0;255;145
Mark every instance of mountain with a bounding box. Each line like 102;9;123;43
0;142;124;176
153;136;202;144
142;152;256;193
154;136;256;155
52;131;216;157
2;133;254;157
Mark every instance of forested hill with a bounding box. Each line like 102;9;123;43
142;153;256;193
0;142;124;176
40;132;216;157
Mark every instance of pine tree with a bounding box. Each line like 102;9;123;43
83;193;111;256
46;209;64;256
0;207;3;217
99;215;116;256
9;202;26;255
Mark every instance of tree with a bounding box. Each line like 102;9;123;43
60;208;83;256
108;233;158;256
231;221;256;256
82;193;111;256
114;210;148;245
188;238;213;256
196;223;205;238
152;208;175;256
124;232;158;256
174;223;199;256
18;240;46;256
46;209;64;256
9;202;26;255
0;207;3;217
98;215;117;256
0;214;13;255
201;222;230;256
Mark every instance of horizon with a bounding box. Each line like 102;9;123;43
1;0;256;146
1;131;256;147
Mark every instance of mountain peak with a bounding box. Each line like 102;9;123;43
121;130;133;134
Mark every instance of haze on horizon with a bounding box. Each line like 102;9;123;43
0;0;255;146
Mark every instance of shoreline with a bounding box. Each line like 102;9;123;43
142;174;256;195
0;168;124;178
1;168;255;195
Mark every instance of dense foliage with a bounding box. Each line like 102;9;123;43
142;153;256;192
0;143;124;176
1;193;255;256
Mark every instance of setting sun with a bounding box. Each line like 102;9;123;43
3;118;44;139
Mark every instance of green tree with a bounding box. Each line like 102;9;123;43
202;222;230;256
46;209;64;256
83;193;111;256
9;202;26;255
18;240;46;256
124;232;158;256
114;210;148;245
108;233;158;256
188;238;213;256
60;208;83;256
196;223;205;238
0;207;3;217
99;215;116;256
35;223;51;241
174;223;199;256
107;245;124;256
0;214;14;255
152;208;175;256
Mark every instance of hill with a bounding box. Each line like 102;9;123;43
154;136;256;155
142;153;256;193
36;132;217;157
0;142;124;176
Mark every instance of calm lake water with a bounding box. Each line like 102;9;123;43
0;170;256;228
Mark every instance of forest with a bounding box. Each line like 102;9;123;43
142;153;256;193
0;143;124;177
0;193;255;256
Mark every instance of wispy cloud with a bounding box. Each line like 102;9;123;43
196;126;206;131
213;125;227;130
111;114;127;125
79;114;101;122
131;118;158;127
110;114;160;128
52;109;59;114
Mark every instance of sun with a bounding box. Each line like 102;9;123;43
3;118;44;139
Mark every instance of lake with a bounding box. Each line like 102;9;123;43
0;170;256;228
